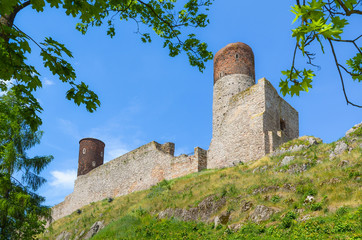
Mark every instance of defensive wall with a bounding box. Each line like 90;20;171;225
52;141;207;221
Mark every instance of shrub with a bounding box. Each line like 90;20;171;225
311;202;323;211
271;195;281;203
147;180;171;198
336;206;350;216
281;211;297;229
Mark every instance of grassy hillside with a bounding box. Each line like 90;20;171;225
41;124;361;239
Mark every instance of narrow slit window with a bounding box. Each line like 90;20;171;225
82;148;86;154
280;119;286;131
235;54;239;59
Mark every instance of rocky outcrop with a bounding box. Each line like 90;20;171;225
55;231;71;240
345;122;362;137
271;136;322;157
281;156;295;166
249;205;275;223
214;211;231;227
329;141;348;159
158;195;226;222
83;221;105;240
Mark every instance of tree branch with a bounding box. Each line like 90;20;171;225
137;0;182;42
334;0;362;15
338;63;360;76
328;39;361;108
289;43;299;84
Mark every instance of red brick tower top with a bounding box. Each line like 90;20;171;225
214;42;255;84
78;138;105;176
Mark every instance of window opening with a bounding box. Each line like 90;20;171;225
280;119;286;131
82;148;86;154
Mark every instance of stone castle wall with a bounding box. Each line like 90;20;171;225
263;79;299;153
208;78;299;169
208;77;266;168
52;142;206;221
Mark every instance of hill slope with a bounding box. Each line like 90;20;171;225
41;123;361;240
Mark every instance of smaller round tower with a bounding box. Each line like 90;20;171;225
212;42;255;136
77;138;105;176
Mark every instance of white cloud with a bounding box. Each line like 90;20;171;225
49;169;77;189
43;77;55;86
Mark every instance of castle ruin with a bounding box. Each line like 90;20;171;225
51;42;299;221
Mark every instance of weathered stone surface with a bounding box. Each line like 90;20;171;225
208;77;299;169
158;195;226;222
281;156;295;166
298;214;311;222
252;165;269;174
83;221;105;240
74;230;84;240
282;183;296;192
335;141;348;155
219;211;231;224
55;231;71;240
228;223;242;232
338;160;349;167
249;205;275;223
271;136;321;157
252;186;279;195
52;142;207;221
240;201;253;212
345;122;362;137
214;211;231;228
287;163;311;174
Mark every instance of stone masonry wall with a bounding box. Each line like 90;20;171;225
52;142;207;221
208;78;299;169
263;78;299;153
212;74;255;138
208;77;266;168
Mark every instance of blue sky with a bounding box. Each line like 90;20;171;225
12;1;362;206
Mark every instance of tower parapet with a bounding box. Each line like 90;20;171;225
214;42;255;84
77;138;105;176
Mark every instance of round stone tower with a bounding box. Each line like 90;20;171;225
77;138;105;176
212;42;255;136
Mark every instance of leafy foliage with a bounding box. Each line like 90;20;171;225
282;0;361;107
0;92;52;239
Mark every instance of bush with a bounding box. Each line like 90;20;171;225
281;211;297;229
147;180;171;198
271;195;281;203
336;206;350;216
311;202;323;211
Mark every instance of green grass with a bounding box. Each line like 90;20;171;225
40;129;362;239
92;206;361;239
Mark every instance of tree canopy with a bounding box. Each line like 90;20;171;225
0;91;52;239
282;0;361;107
0;0;214;132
